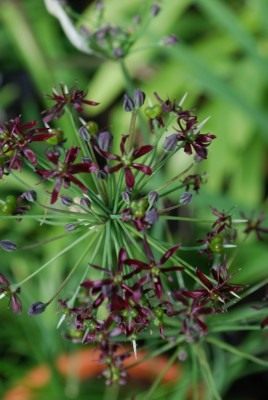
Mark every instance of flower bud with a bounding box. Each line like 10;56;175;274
162;34;179;46
11;294;22;314
21;190;37;203
80;196;91;209
123;94;135;112
97;131;112;152
79;126;90;142
163;134;177;151
144;208;158;225
65;223;77;232
113;48;124;59
148;191;159;207
0;240;17;252
122;191;130;204
133;89;146;108
179;192;192;205
61;196;73;206
28;301;48;315
151;4;161;16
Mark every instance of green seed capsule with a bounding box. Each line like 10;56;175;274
144;104;162;119
209;235;224;253
46;129;64;145
86;121;99;136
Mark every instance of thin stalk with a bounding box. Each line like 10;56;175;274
206;337;268;368
20;230;84;250
195;344;221;400
47;233;95;305
66;229;105;309
112;170;124;213
12;229;94;289
142;347;180;400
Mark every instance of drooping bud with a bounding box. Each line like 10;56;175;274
179;192;192;205
123;94;135;112
61;196;73;207
21;190;37;203
133;89;146;108
151;4;161;17
113;48;124;59
144;208;158;225
80;196;91;209
0;240;17;252
122;191;130;204
65;223;78;232
10;293;22;314
97;131;112;152
28;301;48;316
163;134;178;151
162;34;179;46
148;191;159;207
79;126;91;142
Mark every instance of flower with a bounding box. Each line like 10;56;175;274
241;212;268;240
0;116;52;177
0;273;22;314
96;135;153;189
125;237;182;298
42;85;99;123
182;263;243;307
37;147;98;204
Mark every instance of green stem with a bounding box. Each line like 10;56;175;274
12;229;93;289
195;343;222;400
47;232;95;305
143;347;180;400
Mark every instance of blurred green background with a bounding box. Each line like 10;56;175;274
0;0;268;399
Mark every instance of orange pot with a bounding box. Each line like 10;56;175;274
4;347;182;400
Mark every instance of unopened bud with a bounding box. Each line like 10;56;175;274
28;301;47;315
0;240;17;252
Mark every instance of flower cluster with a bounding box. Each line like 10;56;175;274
1;83;264;385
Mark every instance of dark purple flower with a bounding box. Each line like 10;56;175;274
42;85;99;123
0;273;22;314
182;174;204;193
241;212;268;241
211;207;232;234
95;135;153;189
182;264;243;306
0;116;53;176
125;237;182;299
37;147;98;204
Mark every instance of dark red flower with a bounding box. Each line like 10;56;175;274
42;85;99;123
125;237;182;299
37;147;98;204
0;273;22;314
241;212;268;241
211;207;232;234
95;135;153;189
182;263;243;307
0;116;52;177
